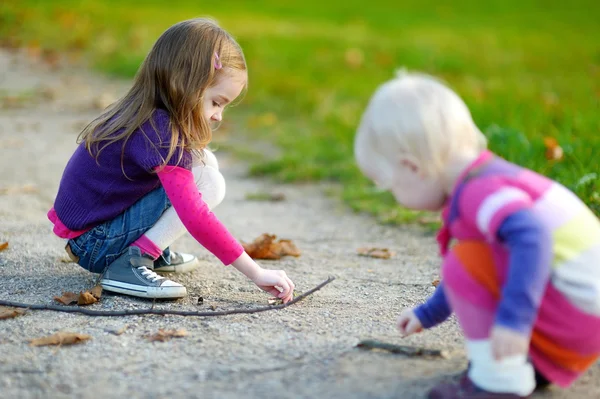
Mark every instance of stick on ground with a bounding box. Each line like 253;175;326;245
0;276;335;317
356;339;448;358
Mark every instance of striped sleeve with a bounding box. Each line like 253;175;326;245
458;177;533;239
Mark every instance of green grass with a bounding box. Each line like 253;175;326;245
2;0;599;224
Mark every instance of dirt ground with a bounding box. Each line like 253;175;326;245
0;49;597;399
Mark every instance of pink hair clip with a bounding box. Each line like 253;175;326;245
214;52;222;70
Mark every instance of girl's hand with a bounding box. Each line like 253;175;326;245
490;325;529;360
231;252;295;303
397;308;423;337
251;269;295;303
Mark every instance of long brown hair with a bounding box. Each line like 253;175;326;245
79;18;247;168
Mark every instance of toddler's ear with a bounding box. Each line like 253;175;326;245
397;155;419;174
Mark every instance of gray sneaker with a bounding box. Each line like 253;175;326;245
154;251;199;274
100;247;187;299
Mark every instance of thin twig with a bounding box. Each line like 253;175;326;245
356;339;448;358
0;276;335;317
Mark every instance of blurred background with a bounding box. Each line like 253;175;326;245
1;0;599;224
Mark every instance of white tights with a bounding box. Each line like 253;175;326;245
143;149;225;251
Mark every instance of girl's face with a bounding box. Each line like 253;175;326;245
203;69;247;123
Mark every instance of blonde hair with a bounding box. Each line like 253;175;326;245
355;71;486;184
79;18;247;168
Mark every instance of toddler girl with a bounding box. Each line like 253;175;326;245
354;72;600;398
49;18;295;302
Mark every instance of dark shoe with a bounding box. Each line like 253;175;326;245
428;375;529;399
461;363;551;392
153;251;199;274
100;247;187;299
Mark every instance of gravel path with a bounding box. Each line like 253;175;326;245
0;49;597;399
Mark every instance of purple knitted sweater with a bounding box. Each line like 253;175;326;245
53;109;191;231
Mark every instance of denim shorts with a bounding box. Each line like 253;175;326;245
67;187;171;274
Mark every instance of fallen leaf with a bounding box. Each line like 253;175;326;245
277;239;301;257
54;286;102;306
146;329;188;342
432;279;441;287
0;306;25;319
242;234;301;260
77;291;98;306
543;137;564;161
357;247;395;259
245;192;286;202
242;234;278;259
54;292;79;306
29;332;91;347
0;242;8;252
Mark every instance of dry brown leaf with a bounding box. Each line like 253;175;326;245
146;329;188;342
54;286;102;306
0;306;25;319
242;234;301;260
357;247;395;259
0;242;8;252
543;137;564;161
277;239;301;257
29;332;91;347
54;292;79;306
77;291;98;306
243;234;279;259
432;279;441;287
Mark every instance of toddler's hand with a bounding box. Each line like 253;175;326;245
251;269;295;303
397;308;423;337
490;325;529;360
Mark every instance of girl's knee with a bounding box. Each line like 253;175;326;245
192;165;226;209
201;149;219;170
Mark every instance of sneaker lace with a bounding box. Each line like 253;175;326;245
137;266;165;283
